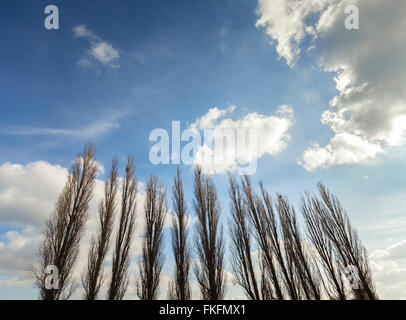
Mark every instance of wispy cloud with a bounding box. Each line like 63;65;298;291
73;25;120;67
0;110;129;139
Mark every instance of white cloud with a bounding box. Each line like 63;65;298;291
370;240;406;299
73;25;94;38
256;0;330;66
190;105;293;174
256;0;406;170
90;42;120;65
190;105;236;130
371;240;406;262
299;133;383;171
0;228;41;280
0;161;68;227
73;25;120;67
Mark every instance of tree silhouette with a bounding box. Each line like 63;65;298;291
108;156;137;300
169;168;191;300
82;159;118;300
32;143;97;300
193;167;226;300
137;175;166;300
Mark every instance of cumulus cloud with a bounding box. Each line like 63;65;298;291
299;133;383;171
0;161;68;227
0;166;62;289
256;0;406;170
73;25;120;67
0;228;40;278
370;240;406;299
371;240;406;262
256;0;330;66
190;105;293;174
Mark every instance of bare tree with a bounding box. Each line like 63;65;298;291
169;168;191;300
193;167;226;300
137;175;166;300
301;192;347;300
236;177;334;300
82;159;118;300
32;143;97;300
276;193;322;300
240;176;283;300
108;156;137;300
228;175;262;300
31;142;378;301
315;183;378;300
257;181;299;300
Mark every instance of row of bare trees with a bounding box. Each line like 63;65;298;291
229;176;378;300
32;144;378;300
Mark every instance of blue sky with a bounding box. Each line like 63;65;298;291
1;0;406;299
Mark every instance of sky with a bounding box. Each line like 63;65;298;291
0;0;406;299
